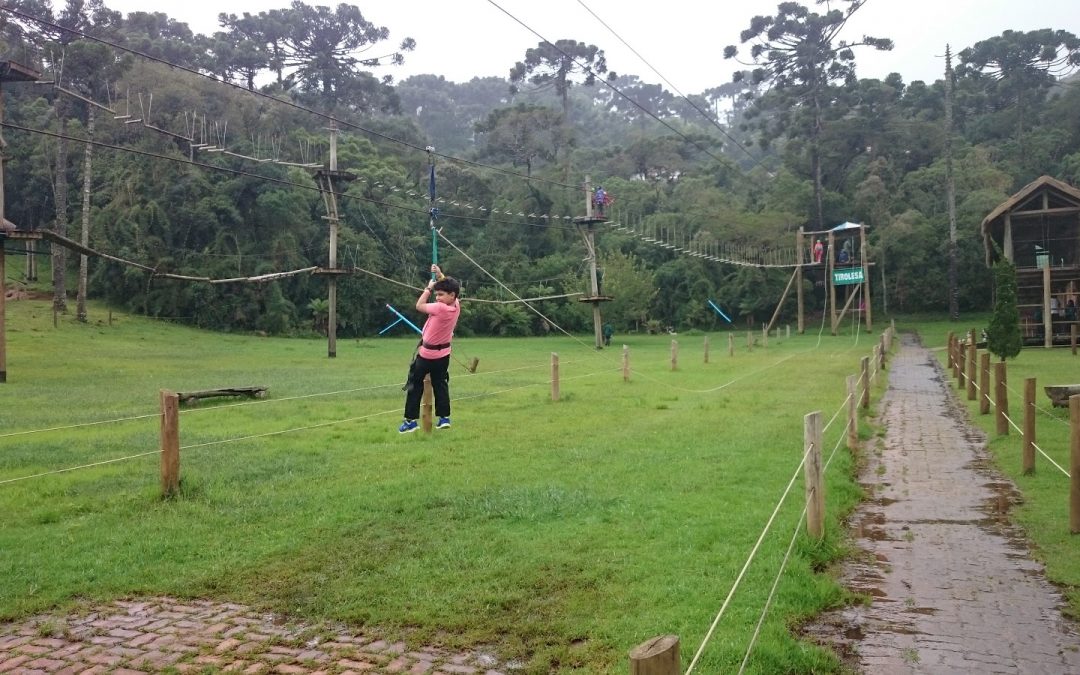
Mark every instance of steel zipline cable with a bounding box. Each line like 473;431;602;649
0;5;584;193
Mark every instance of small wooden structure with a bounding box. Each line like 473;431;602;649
982;175;1080;347
1045;385;1080;408
793;222;872;335
176;385;268;405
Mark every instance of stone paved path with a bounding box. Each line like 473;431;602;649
809;333;1080;673
0;598;511;674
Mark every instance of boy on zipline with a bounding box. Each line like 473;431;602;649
399;264;461;433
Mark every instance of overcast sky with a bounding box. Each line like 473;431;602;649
105;0;1078;93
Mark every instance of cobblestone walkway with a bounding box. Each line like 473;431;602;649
0;598;511;674
809;333;1080;673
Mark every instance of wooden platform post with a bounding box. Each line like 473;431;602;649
995;362;1008;436
0;244;6;383
551;352;560;402
629;635;679;675
160;390;180;497
1072;324;1077;356
421;374;433;433
1023;377;1036;475
804;410;825;540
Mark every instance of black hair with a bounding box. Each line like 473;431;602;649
433;276;460;297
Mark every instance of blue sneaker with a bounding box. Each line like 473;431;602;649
436;417;451;430
398;419;418;434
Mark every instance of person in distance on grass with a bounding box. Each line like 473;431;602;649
399;264;461;434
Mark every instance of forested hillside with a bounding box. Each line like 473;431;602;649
1;0;1078;336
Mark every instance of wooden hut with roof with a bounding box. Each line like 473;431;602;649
981;175;1080;347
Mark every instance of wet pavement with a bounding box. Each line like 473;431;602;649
807;332;1080;673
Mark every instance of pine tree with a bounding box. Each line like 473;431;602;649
986;259;1022;361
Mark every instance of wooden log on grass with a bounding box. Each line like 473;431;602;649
629;635;679;675
1044;385;1080;408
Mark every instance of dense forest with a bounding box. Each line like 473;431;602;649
1;0;1078;336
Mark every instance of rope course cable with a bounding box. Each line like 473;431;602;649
0;5;584;193
574;0;770;171
485;0;731;169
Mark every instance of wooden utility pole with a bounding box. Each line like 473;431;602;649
0;60;43;384
574;176;609;349
945;45;959;321
312;120;355;358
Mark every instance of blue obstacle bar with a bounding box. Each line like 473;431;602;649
707;299;732;323
379;303;423;335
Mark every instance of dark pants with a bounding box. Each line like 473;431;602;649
403;354;451;420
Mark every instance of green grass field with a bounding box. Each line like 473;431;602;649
910;316;1080;621
1;297;888;673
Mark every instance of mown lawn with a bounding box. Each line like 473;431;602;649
1;298;887;673
903;315;1080;621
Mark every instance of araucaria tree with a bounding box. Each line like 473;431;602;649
724;0;892;228
986;259;1022;361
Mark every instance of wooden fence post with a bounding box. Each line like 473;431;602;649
847;375;858;450
786;325;791;339
879;333;887;370
670;340;678;371
629;635;679;675
746;331;752;351
1071;395;1080;534
160;390;180;497
956;339;966;389
703;335;709;364
995;361;1008;436
861;356;870;410
551;353;560;402
421;374;433;432
979;353;991;415
947;331;955;370
762;326;768;349
1023;377;1035;475
1072;324;1077;356
728;333;734;357
966;342;977;401
622;345;630;382
804;410;825;540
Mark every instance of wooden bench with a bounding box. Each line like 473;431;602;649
1044;385;1080;408
176;386;269;405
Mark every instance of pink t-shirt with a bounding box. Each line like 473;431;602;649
418;300;460;359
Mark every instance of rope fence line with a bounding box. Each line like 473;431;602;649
0;357;593;438
737;422;850;673
683;441;817;675
677;326;893;674
948;333;1073;479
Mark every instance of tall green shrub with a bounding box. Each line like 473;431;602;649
986;259;1022;361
